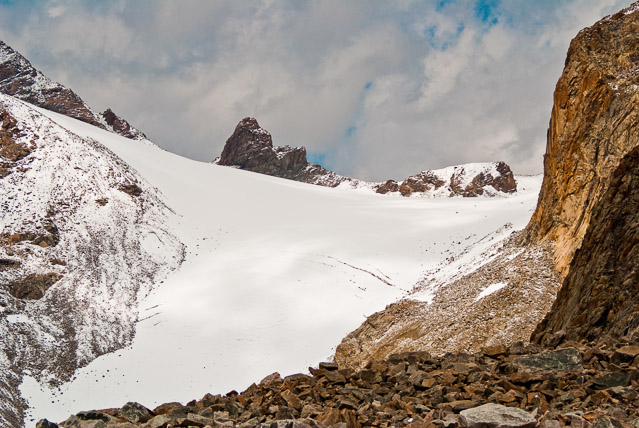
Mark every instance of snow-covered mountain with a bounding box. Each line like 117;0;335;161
0;99;542;426
0;94;183;427
0;41;146;140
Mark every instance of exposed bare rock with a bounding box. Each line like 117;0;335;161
218;118;518;196
376;162;517;197
216;117;362;188
532;144;639;344
101;108;146;140
5;272;61;300
0;40;146;140
525;3;639;277
41;338;639;428
376;180;399;194
334;235;560;369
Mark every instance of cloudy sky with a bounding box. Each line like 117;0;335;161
0;0;631;180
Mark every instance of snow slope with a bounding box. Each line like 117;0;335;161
0;94;183;427
19;107;541;425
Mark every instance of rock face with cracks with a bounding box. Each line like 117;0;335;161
532;144;639;344
525;2;639;277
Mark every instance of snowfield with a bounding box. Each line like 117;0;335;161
17;105;541;425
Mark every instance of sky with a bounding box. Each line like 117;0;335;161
0;0;632;180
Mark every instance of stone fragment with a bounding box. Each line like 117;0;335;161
513;348;582;373
459;404;536;428
591;372;630;389
481;345;507;358
281;389;303;410
611;346;639;365
120;401;153;423
144;414;172;428
36;420;59;428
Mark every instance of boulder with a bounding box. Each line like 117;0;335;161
513;348;582;373
459;404;536;428
119;402;153;424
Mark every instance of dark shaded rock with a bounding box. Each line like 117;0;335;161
102;108;146;140
0;258;19;268
458;404;536;428
5;272;62;299
0;108;31;164
119;183;143;197
36;419;59;428
591;372;630;390
318;362;338;371
120;402;153;423
532;145;639;343
592;417;627;428
217;117;349;187
513;348;582;373
0;40;146;139
376;180;399;194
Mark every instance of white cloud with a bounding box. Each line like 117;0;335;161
0;0;631;180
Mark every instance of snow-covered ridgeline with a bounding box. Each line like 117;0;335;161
0;94;183;427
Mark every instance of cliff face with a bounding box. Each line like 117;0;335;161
0;41;146;140
526;3;639;277
532;144;639;344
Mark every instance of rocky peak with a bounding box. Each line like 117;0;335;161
101;108;146;140
216;117;356;187
217;118;519;196
379;162;517;198
525;3;639;277
0;40;146;140
217;116;306;176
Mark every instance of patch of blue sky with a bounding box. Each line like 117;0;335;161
307;152;326;167
475;0;500;26
345;125;357;138
423;23;465;51
364;81;373;90
436;0;455;11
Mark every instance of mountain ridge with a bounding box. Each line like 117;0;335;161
0;41;146;141
216;117;518;198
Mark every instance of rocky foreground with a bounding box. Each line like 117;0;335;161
38;336;639;428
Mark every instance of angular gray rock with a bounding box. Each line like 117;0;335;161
120;402;152;424
459;404;536;428
513;347;582;373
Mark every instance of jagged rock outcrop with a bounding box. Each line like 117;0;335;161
101;107;147;140
532;144;639;344
217;118;518;196
381;162;517;198
41;338;639;428
525;3;639;277
0;40;146;140
216;117;359;188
